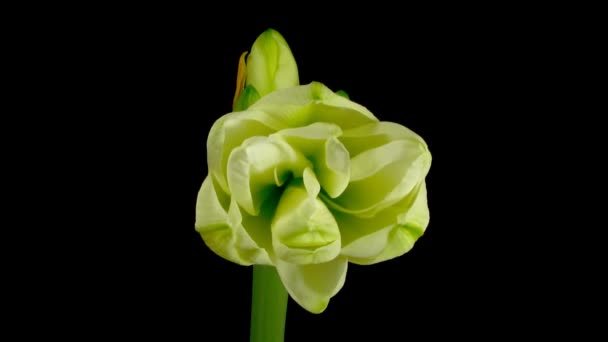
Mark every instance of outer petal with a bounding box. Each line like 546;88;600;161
327;138;431;217
195;176;271;265
275;257;348;314
249;82;378;129
338;182;429;265
339;121;428;157
246;29;299;97
271;177;341;265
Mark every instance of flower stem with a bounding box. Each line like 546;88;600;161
250;265;288;342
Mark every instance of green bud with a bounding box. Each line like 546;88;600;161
246;29;299;97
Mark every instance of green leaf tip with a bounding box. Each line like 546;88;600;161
233;84;261;111
336;90;349;99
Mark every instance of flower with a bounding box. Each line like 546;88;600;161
195;30;431;314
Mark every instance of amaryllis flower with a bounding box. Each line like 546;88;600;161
196;29;431;314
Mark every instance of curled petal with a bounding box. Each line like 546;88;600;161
302;167;321;198
195;176;271;265
227;136;309;216
337;182;429;265
207;110;285;194
275;256;348;314
271;178;341;265
274;122;350;197
321;137;350;198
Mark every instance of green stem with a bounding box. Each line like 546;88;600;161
250;265;288;342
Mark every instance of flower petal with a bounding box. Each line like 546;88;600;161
302;167;320;198
327;138;431;217
249;82;378;129
207;110;285;194
340;121;427;157
321;137;350;197
275;257;348;314
274;122;350;197
226;136;309;216
195;176;271;265
271;178;341;265
338;182;429;265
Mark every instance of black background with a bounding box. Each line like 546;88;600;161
26;7;590;341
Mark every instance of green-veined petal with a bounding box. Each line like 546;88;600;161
337;182;429;265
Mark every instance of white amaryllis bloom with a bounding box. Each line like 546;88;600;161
196;81;432;313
